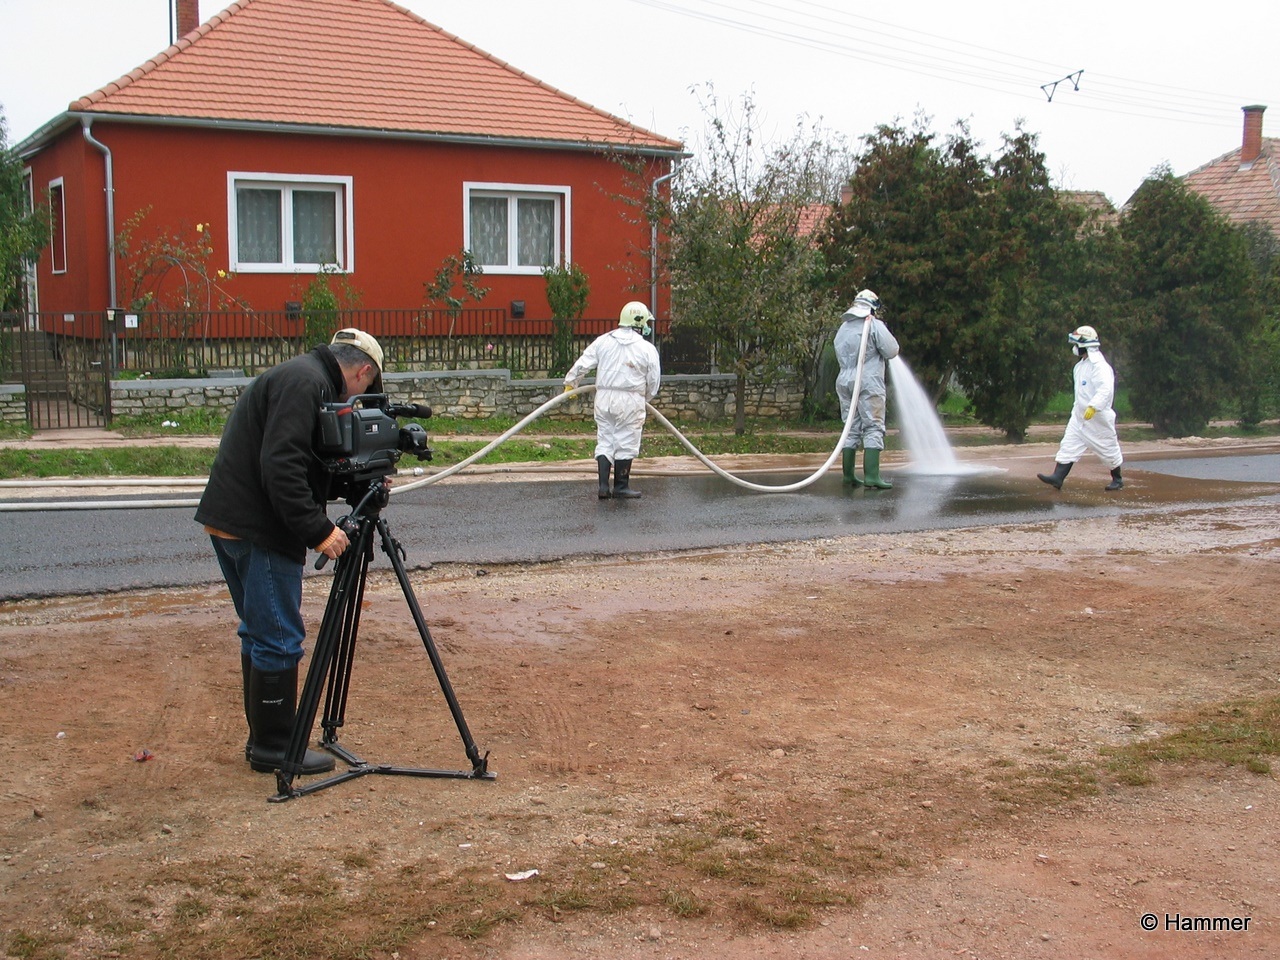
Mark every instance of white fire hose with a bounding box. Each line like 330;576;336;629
0;319;872;511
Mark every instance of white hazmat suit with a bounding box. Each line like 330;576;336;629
1055;347;1123;470
1038;325;1125;491
834;310;899;451
565;327;661;462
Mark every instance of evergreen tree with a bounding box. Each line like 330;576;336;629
954;129;1090;441
1118;168;1264;436
820;116;990;402
543;261;590;378
1235;221;1280;425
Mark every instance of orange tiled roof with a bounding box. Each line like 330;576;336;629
796;201;833;238
69;0;682;153
1182;138;1280;234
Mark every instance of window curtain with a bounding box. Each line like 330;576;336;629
517;197;555;266
237;188;282;263
292;189;338;265
470;196;508;266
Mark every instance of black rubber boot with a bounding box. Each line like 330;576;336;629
612;459;642;499
248;664;335;775
842;448;861;486
242;653;253;762
1106;466;1123;491
596;455;612;499
1037;461;1073;490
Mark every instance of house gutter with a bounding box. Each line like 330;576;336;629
649;160;683;340
80;118;118;309
14;111;687;160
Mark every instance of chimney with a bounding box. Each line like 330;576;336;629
176;0;200;40
1241;104;1266;166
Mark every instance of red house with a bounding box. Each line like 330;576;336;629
16;0;683;326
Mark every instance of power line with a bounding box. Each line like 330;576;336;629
625;0;1278;128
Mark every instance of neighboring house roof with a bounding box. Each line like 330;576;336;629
1060;189;1119;227
1182;138;1280;235
796;202;834;239
27;0;682;155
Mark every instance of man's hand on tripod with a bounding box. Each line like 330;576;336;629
316;523;352;562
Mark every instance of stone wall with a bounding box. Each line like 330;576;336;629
0;385;25;424
2;369;804;426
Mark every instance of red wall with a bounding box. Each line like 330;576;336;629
28;131;100;313
26;121;672;323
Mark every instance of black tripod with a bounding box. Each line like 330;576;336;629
271;476;495;802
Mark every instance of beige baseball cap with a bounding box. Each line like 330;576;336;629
330;328;384;371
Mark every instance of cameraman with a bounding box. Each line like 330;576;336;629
196;329;383;775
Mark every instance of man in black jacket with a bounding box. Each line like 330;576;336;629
196;329;382;774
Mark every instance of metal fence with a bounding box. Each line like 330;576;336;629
2;312;111;427
1;308;712;383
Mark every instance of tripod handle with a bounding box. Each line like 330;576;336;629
314;515;358;570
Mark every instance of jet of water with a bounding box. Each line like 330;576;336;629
887;356;981;476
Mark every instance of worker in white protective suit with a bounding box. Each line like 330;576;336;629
1037;325;1125;491
564;301;662;499
834;289;899;488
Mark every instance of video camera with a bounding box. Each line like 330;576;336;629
315;393;433;495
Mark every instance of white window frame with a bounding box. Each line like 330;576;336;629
48;177;67;275
23;168;40;314
227;172;355;274
463;182;571;275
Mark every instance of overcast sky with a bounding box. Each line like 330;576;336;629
2;0;1277;206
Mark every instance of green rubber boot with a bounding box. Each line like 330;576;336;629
863;448;892;489
842;448;861;486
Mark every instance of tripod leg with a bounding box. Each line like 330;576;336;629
275;516;373;796
321;545;369;746
377;517;490;777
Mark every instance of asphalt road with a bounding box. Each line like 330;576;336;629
2;450;1278;601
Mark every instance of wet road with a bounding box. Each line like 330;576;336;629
1;451;1277;600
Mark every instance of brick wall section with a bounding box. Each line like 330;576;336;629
89;370;805;425
176;0;201;37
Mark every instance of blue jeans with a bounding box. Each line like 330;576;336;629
211;536;306;672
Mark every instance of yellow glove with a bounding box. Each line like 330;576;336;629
1083;406;1096;420
563;383;574;393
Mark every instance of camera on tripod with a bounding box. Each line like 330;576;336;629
277;393;493;802
315;393;434;495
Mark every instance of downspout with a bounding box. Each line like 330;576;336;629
649;159;682;344
81;118;117;309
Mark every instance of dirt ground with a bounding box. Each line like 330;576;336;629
2;444;1280;960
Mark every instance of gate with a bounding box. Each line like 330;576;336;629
16;313;112;429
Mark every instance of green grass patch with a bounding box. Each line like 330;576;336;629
661;886;707;918
0;446;217;479
112;408;228;436
1102;696;1280;783
985;761;1099;811
0;420;34;441
0;928;72;959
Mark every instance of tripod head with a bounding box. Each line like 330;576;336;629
314;476;392;571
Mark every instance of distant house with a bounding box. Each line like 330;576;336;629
1181;105;1279;234
1060;190;1118;230
16;0;684;325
